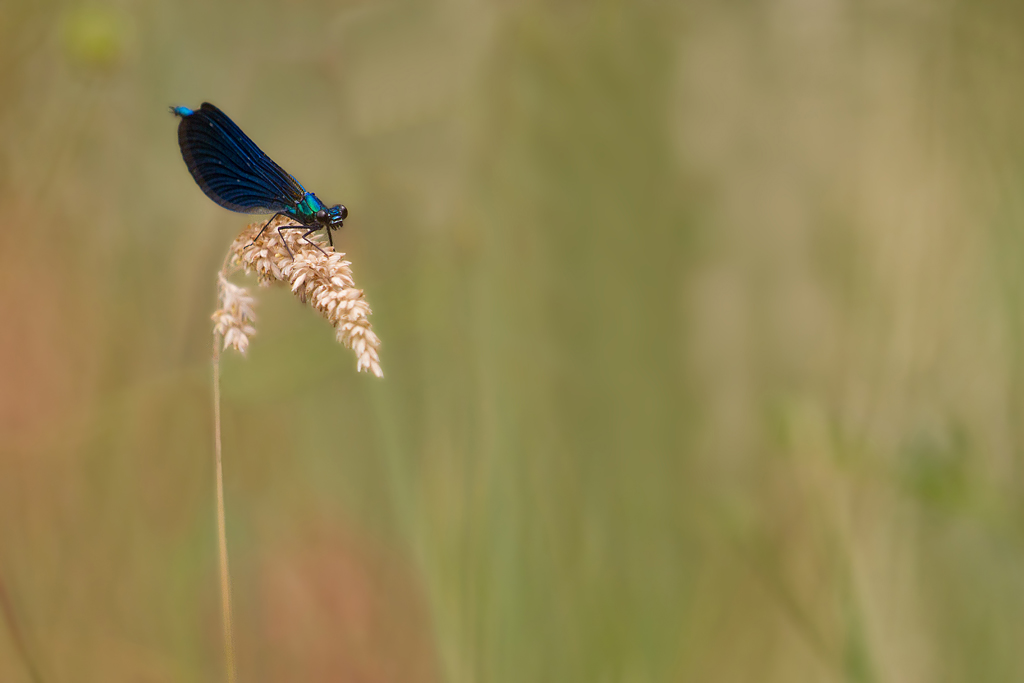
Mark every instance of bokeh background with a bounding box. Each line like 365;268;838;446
3;0;1024;681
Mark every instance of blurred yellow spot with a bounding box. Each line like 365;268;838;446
62;6;125;70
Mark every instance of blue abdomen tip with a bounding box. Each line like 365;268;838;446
171;105;194;117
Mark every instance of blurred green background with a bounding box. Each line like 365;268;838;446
4;0;1024;681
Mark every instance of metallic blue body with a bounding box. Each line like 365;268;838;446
171;102;348;249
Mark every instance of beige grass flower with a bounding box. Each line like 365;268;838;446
214;216;383;377
212;272;257;354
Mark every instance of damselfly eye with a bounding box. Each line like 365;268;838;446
339;205;348;220
317;209;327;219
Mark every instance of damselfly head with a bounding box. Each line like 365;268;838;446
326;204;347;229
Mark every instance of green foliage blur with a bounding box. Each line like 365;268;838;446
3;0;1024;681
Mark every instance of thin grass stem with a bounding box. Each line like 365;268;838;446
0;573;43;683
212;333;237;683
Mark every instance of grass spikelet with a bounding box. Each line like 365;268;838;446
212;272;257;354
218;216;384;377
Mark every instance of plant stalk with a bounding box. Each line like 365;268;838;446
212;336;237;683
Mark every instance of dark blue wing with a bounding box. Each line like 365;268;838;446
176;103;306;214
